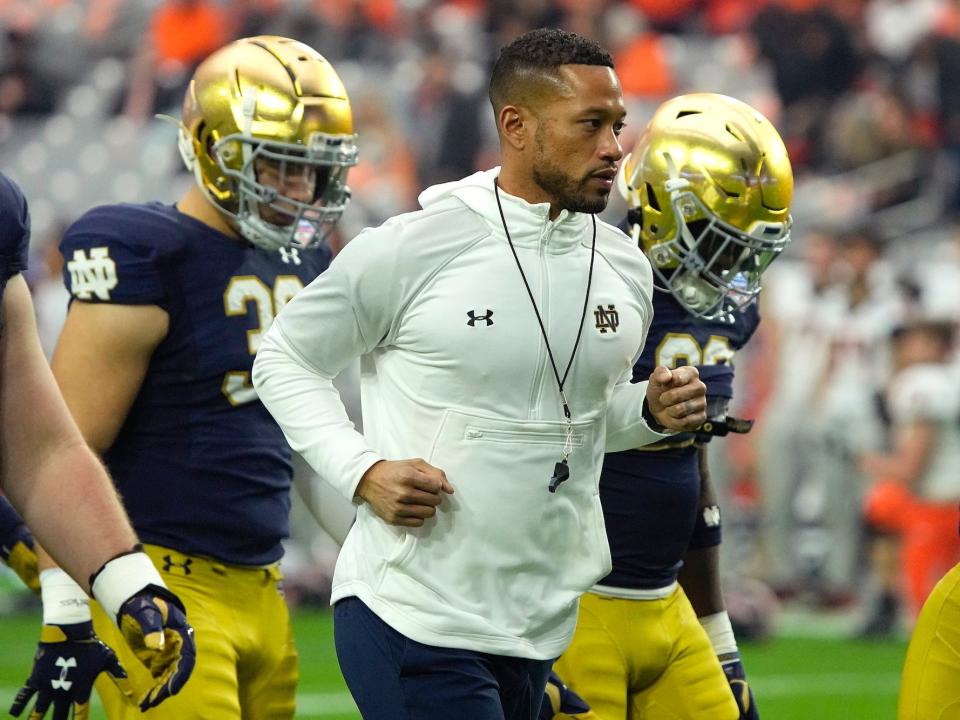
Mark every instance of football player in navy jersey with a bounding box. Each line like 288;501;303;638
30;35;358;720
547;94;793;720
0;495;39;593
0;170;196;719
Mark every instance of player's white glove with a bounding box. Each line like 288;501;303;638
90;548;196;711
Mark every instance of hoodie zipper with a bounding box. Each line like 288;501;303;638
527;217;554;419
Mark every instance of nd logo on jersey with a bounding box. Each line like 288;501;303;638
67;247;118;300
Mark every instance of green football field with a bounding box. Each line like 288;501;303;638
0;609;907;719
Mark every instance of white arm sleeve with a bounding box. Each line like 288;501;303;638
253;229;400;503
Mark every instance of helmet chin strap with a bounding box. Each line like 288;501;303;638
662;152;735;324
238;89;263;222
159;113;198;174
235;88;291;249
240;90;257;141
239;214;284;252
630;220;642;247
674;272;735;324
618;154;646;217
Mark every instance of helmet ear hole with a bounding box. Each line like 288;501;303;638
202;128;218;161
645;183;660;212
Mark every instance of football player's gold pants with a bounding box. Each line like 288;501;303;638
554;587;738;720
92;543;299;719
899;561;960;720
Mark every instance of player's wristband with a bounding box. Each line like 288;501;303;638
40;568;91;625
700;610;739;657
91;550;166;624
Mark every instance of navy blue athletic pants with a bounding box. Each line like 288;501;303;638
334;596;554;720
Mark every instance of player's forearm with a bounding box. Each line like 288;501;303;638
862;453;912;484
12;439;136;592
679;448;725;615
678;545;725;616
889;424;935;489
862;435;931;489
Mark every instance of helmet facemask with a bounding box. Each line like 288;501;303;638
647;181;791;322
212;130;358;251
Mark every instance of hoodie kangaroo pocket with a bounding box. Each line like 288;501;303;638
377;409;610;639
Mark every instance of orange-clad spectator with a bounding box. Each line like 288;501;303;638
935;0;960;37
615;33;674;98
704;0;769;35
865;483;960;615
775;0;831;9
311;0;399;34
444;0;487;16
627;0;698;30
151;0;228;65
860;320;960;634
122;0;229;120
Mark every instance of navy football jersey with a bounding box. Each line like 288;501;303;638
61;203;330;565
0;172;30;309
0;494;28;549
598;279;760;590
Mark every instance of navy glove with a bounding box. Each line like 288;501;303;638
0;497;39;593
10;621;133;720
116;585;196;711
539;670;591;720
720;652;759;720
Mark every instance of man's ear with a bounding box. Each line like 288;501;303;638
499;104;531;151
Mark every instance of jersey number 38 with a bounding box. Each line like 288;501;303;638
222;275;304;405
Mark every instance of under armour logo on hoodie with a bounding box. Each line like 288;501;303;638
467;309;494;327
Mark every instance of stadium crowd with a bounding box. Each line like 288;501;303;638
2;0;960;639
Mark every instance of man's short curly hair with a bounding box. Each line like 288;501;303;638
489;28;614;116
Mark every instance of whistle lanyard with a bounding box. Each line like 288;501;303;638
493;180;596;492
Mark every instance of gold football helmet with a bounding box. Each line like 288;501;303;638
178;35;358;251
619;93;793;321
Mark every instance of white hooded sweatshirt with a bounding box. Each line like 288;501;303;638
253;168;668;659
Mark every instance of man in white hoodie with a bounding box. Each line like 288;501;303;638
253;28;706;720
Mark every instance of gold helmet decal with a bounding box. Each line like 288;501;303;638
620;93;793;321
178;35;358;250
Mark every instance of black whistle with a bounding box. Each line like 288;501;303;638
549;460;570;493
